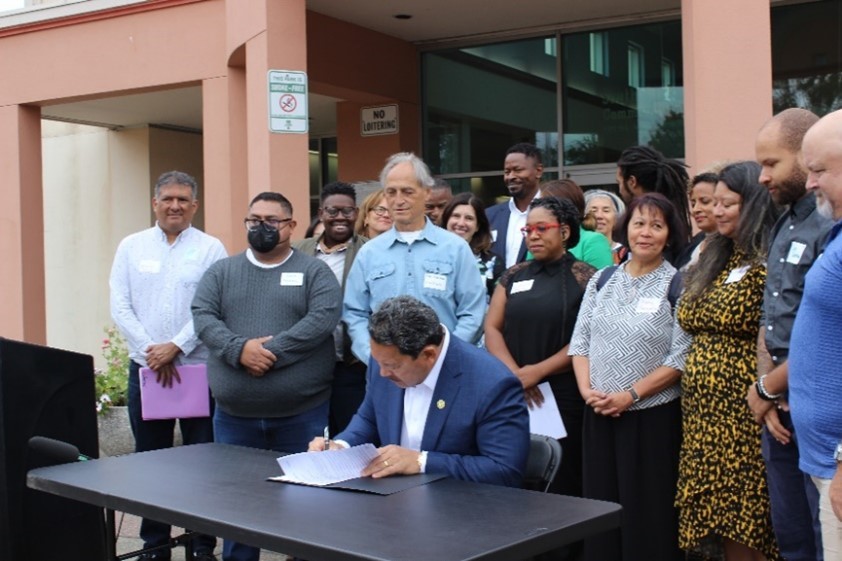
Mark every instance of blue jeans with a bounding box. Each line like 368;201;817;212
213;401;329;561
762;410;822;561
128;361;216;555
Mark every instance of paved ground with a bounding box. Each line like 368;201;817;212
115;511;290;561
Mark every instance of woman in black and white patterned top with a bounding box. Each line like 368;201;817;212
569;192;691;561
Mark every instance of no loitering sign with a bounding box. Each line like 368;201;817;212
361;104;399;136
268;70;308;134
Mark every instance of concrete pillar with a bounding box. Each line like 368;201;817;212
0;105;46;343
203;73;249;253
682;0;773;171
216;0;309;244
247;0;309;234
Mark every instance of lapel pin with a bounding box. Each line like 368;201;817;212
437;399;446;410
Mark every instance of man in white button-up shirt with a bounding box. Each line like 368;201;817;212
109;171;226;561
310;296;529;488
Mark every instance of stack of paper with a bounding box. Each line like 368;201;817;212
273;444;379;486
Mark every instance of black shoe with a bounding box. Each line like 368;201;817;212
192;552;217;561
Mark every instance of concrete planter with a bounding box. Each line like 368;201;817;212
98;405;134;457
97;405;187;457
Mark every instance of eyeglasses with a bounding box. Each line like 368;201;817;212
320;206;356;218
243;217;292;231
371;206;390;217
521;223;562;236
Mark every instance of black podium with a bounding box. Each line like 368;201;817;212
0;338;105;561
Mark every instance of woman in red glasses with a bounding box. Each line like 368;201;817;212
485;197;596;506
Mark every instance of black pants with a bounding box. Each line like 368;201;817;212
328;361;367;434
582;399;684;561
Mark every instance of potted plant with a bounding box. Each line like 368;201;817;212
95;326;129;414
96;326;134;456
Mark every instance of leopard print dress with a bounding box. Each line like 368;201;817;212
675;251;779;559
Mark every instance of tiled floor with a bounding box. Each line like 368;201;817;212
115;511;290;561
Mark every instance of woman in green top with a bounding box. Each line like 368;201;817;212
536;179;614;269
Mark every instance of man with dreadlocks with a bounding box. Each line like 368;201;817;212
616;145;691;263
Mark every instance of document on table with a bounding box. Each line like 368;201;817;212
529;382;567;439
272;444;379;486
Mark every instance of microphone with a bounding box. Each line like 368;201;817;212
28;436;92;464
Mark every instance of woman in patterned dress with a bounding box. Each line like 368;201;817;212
569;193;690;561
676;161;781;561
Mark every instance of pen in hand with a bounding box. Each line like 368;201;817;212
323;426;330;452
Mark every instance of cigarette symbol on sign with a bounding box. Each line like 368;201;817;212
280;94;297;113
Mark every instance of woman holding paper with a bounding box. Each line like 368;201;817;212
485;197;595;500
568;192;691;561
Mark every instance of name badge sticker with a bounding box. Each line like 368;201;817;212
724;265;750;284
491;230;498;242
423;273;448;291
510;279;534;294
635;297;660;314
138;260;161;274
786;241;807;265
280;272;304;286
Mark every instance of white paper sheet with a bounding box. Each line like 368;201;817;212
528;382;567;439
272;443;379;486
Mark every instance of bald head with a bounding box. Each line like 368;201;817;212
761;108;819;152
756;108;818;206
802;109;842;220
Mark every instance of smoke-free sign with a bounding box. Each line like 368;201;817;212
268;70;308;133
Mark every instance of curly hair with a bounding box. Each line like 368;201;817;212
528;196;581;248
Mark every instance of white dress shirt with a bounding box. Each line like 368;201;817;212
400;326;450;451
109;224;227;366
504;193;541;268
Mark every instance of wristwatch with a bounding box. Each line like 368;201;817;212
835;442;842;463
628;387;641;404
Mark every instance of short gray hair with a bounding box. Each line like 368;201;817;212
584;189;625;215
155;171;198;199
368;296;444;359
379;153;435;189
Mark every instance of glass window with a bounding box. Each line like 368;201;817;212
590;32;609;76
628;42;644;88
308;137;338;217
422;36;559;190
771;0;842;115
562;21;684;165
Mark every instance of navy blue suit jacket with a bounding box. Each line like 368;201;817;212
486;201;528;266
336;336;529;487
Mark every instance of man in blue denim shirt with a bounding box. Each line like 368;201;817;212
343;153;485;366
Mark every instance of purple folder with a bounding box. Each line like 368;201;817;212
139;364;211;420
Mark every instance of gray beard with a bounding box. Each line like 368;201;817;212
816;195;834;219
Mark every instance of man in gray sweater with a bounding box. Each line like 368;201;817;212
192;191;340;561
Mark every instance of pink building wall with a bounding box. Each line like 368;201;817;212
0;0;774;343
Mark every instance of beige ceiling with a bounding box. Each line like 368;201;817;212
40;0;681;133
307;0;680;44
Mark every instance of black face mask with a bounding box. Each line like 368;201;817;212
247;223;280;253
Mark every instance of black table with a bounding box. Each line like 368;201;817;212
27;443;620;561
